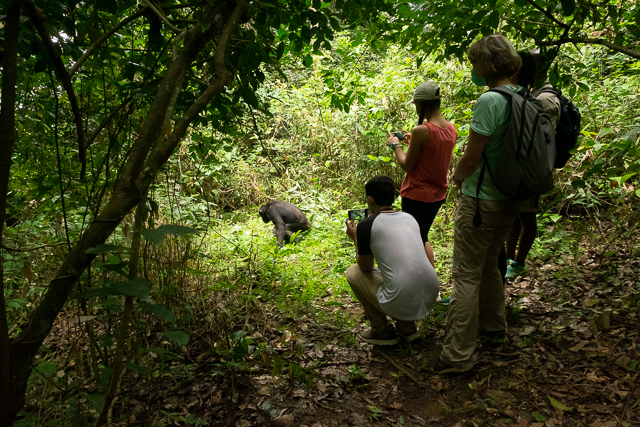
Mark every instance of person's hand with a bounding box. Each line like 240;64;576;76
345;219;357;241
386;132;400;147
453;175;464;189
401;130;411;145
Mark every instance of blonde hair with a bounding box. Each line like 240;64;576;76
468;34;522;80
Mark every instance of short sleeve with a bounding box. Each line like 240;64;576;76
536;92;561;129
470;91;509;137
356;215;376;256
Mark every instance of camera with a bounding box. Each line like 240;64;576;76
348;208;368;221
393;131;405;141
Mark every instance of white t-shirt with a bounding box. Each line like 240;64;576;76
356;211;439;320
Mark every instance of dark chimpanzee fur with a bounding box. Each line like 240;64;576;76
258;201;311;248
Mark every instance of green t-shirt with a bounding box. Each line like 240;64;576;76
462;84;520;200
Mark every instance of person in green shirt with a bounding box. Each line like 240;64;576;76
433;34;521;372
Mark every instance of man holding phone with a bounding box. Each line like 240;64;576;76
345;175;439;345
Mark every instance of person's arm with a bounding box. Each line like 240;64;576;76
345;219;374;272
386;126;430;173
452;128;490;188
537;92;561;129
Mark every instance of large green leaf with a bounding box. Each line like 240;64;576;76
141;303;176;322
107;279;152;300
142;224;199;245
80;279;152;300
303;54;313;67
86;394;105;412
165;330;189;346
125;363;150;376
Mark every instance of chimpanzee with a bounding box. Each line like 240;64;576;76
258;201;311;247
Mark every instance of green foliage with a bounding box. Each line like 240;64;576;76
4;0;640;423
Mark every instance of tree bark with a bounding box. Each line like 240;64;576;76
1;1;247;424
0;1;23;425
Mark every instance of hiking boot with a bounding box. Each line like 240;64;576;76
478;329;506;347
478;329;506;341
437;296;451;306
426;358;468;375
505;261;528;280
397;329;421;343
359;325;398;346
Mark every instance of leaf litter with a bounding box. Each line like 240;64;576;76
37;222;639;426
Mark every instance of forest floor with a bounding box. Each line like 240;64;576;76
25;218;640;427
150;222;640;427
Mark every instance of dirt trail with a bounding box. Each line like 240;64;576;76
201;248;639;426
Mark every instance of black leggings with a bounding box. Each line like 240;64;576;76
401;196;445;243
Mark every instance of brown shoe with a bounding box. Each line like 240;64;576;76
360;325;398;346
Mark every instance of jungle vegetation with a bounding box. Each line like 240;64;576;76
1;0;639;425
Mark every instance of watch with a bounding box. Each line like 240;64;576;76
390;142;400;151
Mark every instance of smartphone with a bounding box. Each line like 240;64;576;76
348;208;368;221
393;131;405;141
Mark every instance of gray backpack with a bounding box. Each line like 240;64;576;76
477;86;556;201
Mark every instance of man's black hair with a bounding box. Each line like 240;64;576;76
417;98;442;125
365;175;396;207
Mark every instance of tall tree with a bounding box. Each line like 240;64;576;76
387;0;640;62
0;0;393;424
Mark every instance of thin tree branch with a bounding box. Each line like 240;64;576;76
537;37;640;60
95;198;146;427
525;0;569;29
141;0;185;34
69;3;204;76
69;9;148;77
23;0;87;179
48;69;72;252
249;108;285;176
1;242;73;252
86;97;134;149
138;0;248;189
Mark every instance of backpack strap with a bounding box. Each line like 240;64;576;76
471;86;517;226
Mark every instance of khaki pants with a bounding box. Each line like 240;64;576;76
346;265;416;335
440;194;518;370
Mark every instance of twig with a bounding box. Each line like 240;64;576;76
69;9;148;76
1;241;73;252
525;0;569;29
375;350;423;388
141;0;185;34
23;0;87;178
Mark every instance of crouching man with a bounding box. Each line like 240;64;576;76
345;175;439;345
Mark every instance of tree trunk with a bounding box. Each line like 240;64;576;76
0;1;247;424
0;1;24;425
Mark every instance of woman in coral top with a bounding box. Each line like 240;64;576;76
386;81;458;267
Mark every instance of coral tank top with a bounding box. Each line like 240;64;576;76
400;122;458;203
